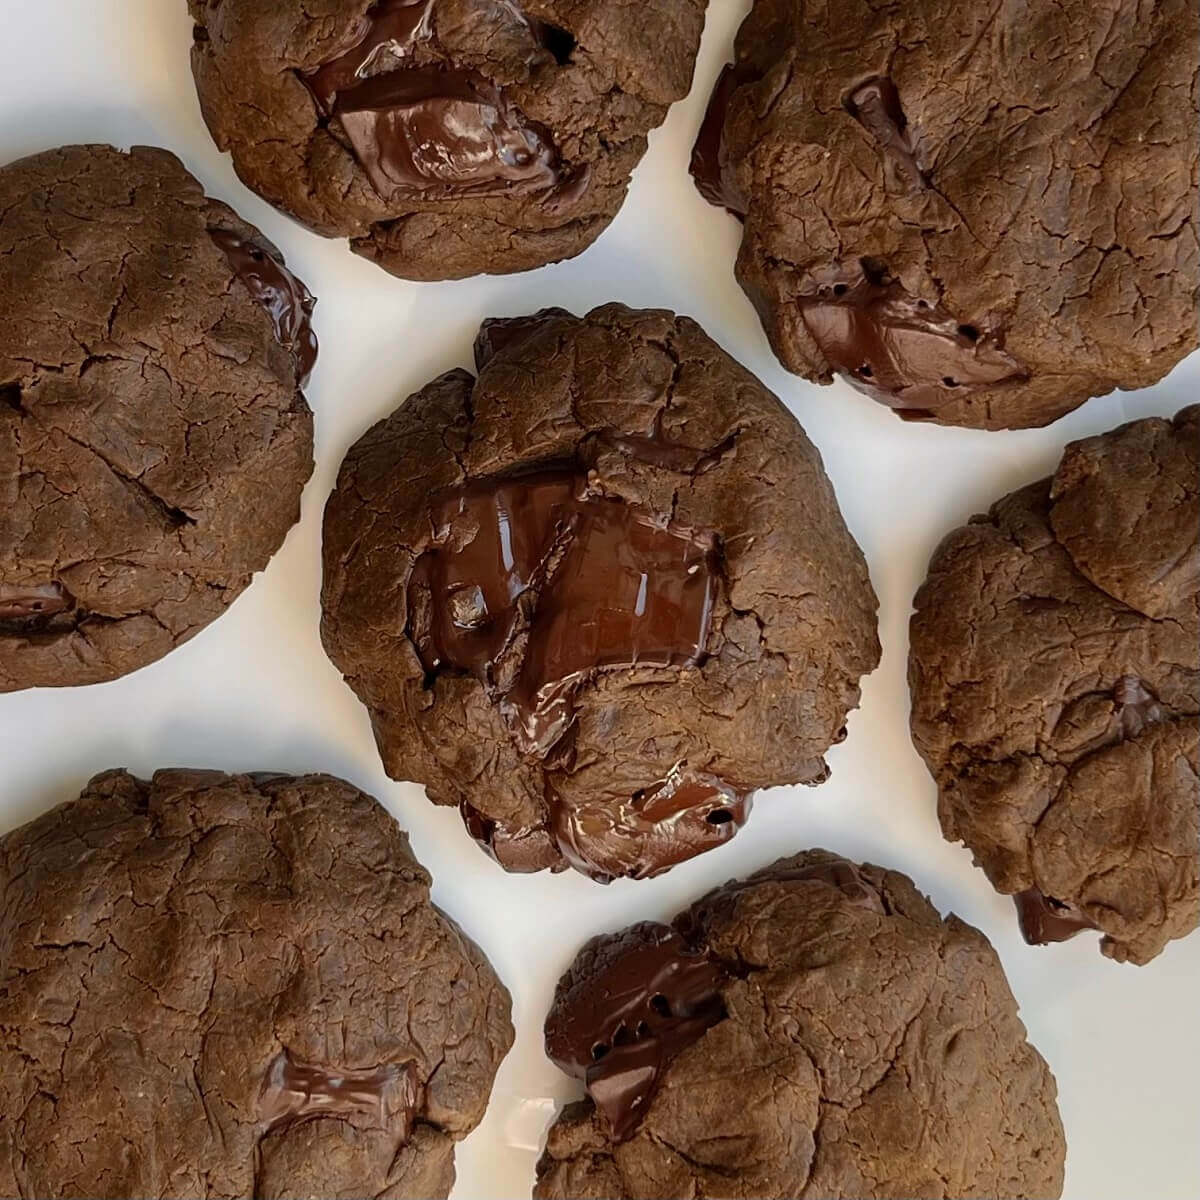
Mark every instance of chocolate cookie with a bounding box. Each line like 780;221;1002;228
691;0;1200;429
321;304;879;881
910;407;1200;964
188;0;705;280
535;850;1065;1199
0;768;513;1199
0;145;315;692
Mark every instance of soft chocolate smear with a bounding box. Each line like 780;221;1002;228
1014;889;1097;945
304;0;577;202
552;768;753;883
799;260;1027;412
0;582;73;625
209;230;318;386
689;61;760;216
407;469;717;757
474;307;573;370
545;923;728;1139
1112;674;1164;739
258;1050;420;1133
846;76;923;188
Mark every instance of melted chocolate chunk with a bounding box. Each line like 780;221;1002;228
1014;890;1097;945
407;469;717;757
209;230;318;386
303;0;576;202
334;68;562;198
1113;674;1164;739
544;923;728;1139
0;582;73;625
304;0;436;112
258;1050;420;1132
552;769;753;883
845;76;922;188
460;799;562;873
798;260;1026;412
689;62;760;216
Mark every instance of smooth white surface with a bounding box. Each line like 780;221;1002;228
1;3;1197;1197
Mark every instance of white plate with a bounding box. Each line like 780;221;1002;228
1;3;1197;1198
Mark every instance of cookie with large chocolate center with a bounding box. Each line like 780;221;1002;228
321;304;880;881
188;0;705;280
536;850;1066;1198
910;407;1199;964
0;144;315;692
0;768;513;1199
691;0;1199;429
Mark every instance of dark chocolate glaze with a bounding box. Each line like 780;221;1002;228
407;469;717;757
258;1050;420;1133
0;582;73;624
689;62;760;216
846;76;923;189
209;230;318;386
1014;890;1097;945
552;769;753;883
798;260;1027;412
304;0;578;202
474;308;573;369
544;923;728;1139
1113;674;1164;739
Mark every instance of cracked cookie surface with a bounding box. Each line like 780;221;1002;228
188;0;705;280
0;144;315;692
0;768;513;1199
535;849;1065;1199
691;0;1199;429
320;304;880;881
910;406;1200;964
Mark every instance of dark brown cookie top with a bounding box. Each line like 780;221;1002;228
0;144;316;692
188;0;705;280
535;850;1065;1199
321;304;880;882
0;768;513;1199
691;0;1199;429
910;406;1199;964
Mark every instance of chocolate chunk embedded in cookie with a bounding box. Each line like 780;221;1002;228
0;144;315;692
0;768;513;1199
535;850;1066;1199
321;304;880;881
189;0;705;280
910;407;1200;963
691;0;1199;429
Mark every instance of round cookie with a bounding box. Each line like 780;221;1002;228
321;304;880;881
690;0;1199;429
535;850;1066;1199
0;768;513;1199
188;0;705;280
910;407;1199;964
0;144;316;692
